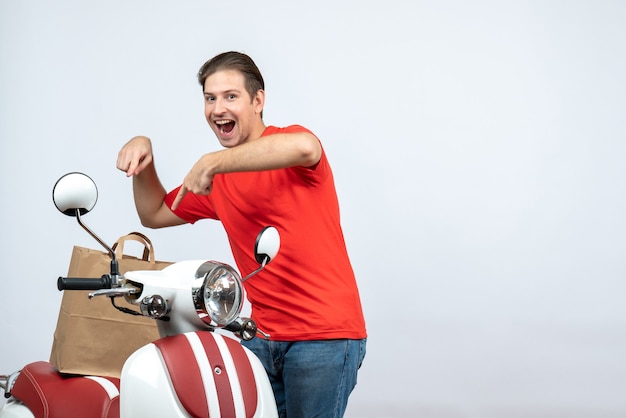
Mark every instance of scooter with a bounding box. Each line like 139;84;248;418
0;172;280;418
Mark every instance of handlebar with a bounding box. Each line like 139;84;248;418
57;275;112;291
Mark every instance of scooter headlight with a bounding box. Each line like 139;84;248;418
192;261;243;327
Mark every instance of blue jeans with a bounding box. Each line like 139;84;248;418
242;338;367;418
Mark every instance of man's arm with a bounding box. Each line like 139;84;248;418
117;136;187;228
171;132;321;209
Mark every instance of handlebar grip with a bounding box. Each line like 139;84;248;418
57;275;112;291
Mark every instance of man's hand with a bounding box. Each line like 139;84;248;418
117;136;154;177
171;153;216;210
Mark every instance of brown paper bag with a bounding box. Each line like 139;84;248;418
49;232;172;378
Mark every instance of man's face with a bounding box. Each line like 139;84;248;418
203;69;265;148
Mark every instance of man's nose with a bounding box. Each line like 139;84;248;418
213;97;226;114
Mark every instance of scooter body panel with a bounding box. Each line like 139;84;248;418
119;344;189;418
0;399;34;418
120;331;277;418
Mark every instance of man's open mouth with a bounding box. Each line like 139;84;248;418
215;119;235;134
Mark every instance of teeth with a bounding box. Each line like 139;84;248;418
215;120;233;125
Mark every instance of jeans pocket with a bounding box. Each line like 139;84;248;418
357;338;367;369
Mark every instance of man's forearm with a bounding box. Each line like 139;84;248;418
210;132;322;174
132;162;168;226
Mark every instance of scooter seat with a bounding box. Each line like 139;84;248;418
10;361;120;418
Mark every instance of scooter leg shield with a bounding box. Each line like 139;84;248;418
120;332;277;418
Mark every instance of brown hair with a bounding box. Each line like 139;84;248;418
197;51;265;100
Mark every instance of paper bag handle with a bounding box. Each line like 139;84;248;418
112;232;156;263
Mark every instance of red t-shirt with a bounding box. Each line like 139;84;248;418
164;125;367;341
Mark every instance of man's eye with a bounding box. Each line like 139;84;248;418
227;94;236;100
205;96;215;102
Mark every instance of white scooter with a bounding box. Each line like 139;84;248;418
0;172;279;418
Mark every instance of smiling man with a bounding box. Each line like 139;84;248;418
117;51;367;418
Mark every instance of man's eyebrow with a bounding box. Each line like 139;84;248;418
203;89;241;96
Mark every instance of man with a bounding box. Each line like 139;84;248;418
117;51;366;417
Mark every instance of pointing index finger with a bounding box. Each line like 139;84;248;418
171;185;188;211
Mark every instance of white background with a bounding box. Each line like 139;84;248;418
1;1;625;417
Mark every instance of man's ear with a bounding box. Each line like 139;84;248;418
254;89;265;115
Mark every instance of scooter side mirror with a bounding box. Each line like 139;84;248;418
52;172;116;270
242;226;280;282
254;226;280;265
53;172;98;216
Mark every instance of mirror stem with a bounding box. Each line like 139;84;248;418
75;209;116;261
242;256;268;282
